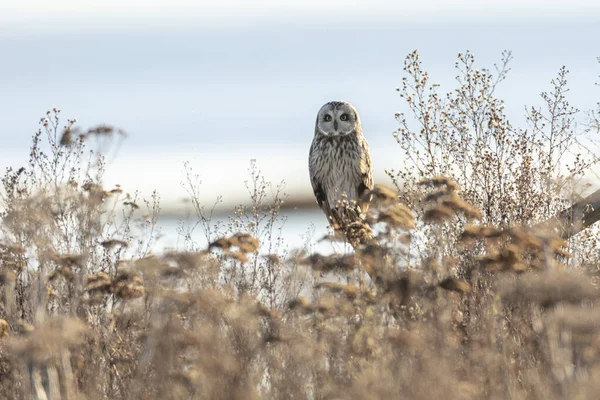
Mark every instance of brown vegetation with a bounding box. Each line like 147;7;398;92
0;51;600;399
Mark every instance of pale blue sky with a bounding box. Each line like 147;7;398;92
1;1;599;215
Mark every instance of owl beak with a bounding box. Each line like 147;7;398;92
333;120;338;131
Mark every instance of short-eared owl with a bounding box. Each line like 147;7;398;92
309;101;373;229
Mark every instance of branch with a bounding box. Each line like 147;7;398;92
539;188;600;239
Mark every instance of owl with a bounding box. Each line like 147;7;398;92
309;101;374;230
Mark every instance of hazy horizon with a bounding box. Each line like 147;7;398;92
2;3;599;221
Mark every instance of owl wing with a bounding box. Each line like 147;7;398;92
310;172;343;229
311;177;327;211
356;137;374;212
309;142;342;229
309;140;326;210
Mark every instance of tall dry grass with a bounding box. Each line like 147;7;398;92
0;51;600;399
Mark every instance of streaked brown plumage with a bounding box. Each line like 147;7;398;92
309;101;373;230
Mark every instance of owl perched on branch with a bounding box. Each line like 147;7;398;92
309;101;374;232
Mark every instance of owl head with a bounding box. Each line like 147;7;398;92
315;101;361;138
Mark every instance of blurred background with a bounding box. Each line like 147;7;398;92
1;0;599;249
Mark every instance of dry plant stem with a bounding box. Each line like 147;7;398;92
544;188;600;238
1;52;600;399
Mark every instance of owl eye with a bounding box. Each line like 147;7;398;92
340;114;349;121
324;115;332;122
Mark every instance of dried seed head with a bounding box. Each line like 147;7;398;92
364;184;399;204
59;127;74;147
0;319;9;338
111;270;145;300
424;190;450;203
228;251;248;263
419;176;460;191
52;266;75;281
86;272;112;293
124;201;140;209
230;232;260;253
344;220;374;247
209;232;260;254
423;205;454;224
439;277;471;294
441;193;482;220
288;297;311;311
376;203;415;230
255;302;280;319
460;225;503;242
87;124;116;137
209;237;233;251
478;244;522;271
101;239;128;250
300;253;357;273
108;186;123;195
53;253;86;269
266;254;281;265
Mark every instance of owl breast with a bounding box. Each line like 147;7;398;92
309;136;363;210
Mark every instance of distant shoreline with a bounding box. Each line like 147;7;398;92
157;195;321;220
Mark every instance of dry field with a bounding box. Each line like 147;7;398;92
1;51;600;399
